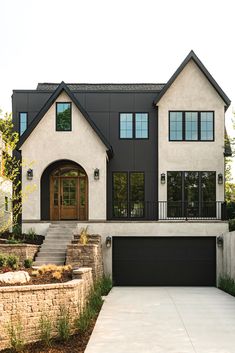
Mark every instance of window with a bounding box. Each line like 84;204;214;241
120;113;149;139
56;103;72;131
19;112;28;135
169;111;214;141
5;197;8;212
113;172;145;218
135;113;148;138
167;171;216;217
120;114;133;138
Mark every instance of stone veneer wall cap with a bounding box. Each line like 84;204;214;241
0;244;39;248
0;279;83;293
73;267;92;275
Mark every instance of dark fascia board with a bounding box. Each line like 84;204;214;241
154;50;231;110
17;81;113;158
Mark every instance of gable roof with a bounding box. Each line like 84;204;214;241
18;82;113;158
154;50;231;109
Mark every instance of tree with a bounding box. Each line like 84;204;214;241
225;113;235;204
0;111;36;233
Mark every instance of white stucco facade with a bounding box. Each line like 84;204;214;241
158;59;226;203
20;91;108;221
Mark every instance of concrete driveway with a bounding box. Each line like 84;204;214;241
85;287;235;353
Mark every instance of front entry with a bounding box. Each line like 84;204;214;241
50;163;88;220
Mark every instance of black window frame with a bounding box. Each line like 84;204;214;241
119;112;149;140
169;111;214;141
112;171;145;219
56;102;72;132
19;112;28;136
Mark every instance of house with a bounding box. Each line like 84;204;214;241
0;132;12;231
12;50;231;286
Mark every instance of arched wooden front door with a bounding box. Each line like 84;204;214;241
50;163;88;221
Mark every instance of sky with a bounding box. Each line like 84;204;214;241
0;0;234;178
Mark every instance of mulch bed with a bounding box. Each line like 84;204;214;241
0;267;73;287
1;316;97;353
0;232;44;245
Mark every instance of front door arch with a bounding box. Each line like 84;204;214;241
50;163;88;221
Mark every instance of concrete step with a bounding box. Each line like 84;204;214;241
36;252;66;258
39;245;69;250
33;260;65;266
45;234;73;238
35;255;65;261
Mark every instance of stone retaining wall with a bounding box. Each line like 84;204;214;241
217;231;235;281
0;267;93;350
0;244;39;266
66;234;104;281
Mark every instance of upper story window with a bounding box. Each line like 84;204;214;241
169;111;214;141
19;112;28;136
56;102;72;131
120;113;149;139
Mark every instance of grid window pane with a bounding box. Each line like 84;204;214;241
185;112;198;140
120;113;133;138
200;112;214;140
135;113;148;138
19;113;28;135
56;103;71;131
169;112;183;140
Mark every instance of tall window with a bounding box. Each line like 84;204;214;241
19;112;28;135
56;103;72;131
120;113;148;139
167;171;216;217
113;172;145;218
169;111;214;141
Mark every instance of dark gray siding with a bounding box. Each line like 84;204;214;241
12;90;158;220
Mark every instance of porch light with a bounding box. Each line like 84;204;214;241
94;168;100;180
27;168;33;180
217;236;223;247
218;173;223;184
161;173;166;184
106;236;112;248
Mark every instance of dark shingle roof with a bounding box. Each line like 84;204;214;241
36;83;166;92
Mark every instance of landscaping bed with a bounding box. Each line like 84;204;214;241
0;231;44;245
0;264;73;286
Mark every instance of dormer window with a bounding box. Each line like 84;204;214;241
56;102;72;131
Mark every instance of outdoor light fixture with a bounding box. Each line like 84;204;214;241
105;236;112;248
94;168;100;180
217;236;223;247
27;168;33;180
218;173;223;184
161;173;166;184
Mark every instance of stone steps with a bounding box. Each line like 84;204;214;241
33;223;77;267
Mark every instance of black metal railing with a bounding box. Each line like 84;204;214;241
159;201;227;220
111;201;227;220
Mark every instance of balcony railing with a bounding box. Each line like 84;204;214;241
111;201;227;220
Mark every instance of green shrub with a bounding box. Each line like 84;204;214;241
6;255;19;270
75;306;95;334
57;306;70;342
219;276;235;296
0;254;7;267
24;258;33;268
27;228;36;240
229;219;235;232
99;276;113;296
39;314;52;347
7;237;22;244
7;317;25;352
12;224;21;237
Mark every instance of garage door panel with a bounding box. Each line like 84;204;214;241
112;237;216;286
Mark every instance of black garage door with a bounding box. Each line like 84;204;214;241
112;237;216;286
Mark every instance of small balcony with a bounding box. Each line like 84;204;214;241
111;201;228;221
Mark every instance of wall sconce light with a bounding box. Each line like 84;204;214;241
218;173;223;184
217;236;223;247
27;168;33;180
161;173;166;184
105;236;112;248
94;168;100;180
